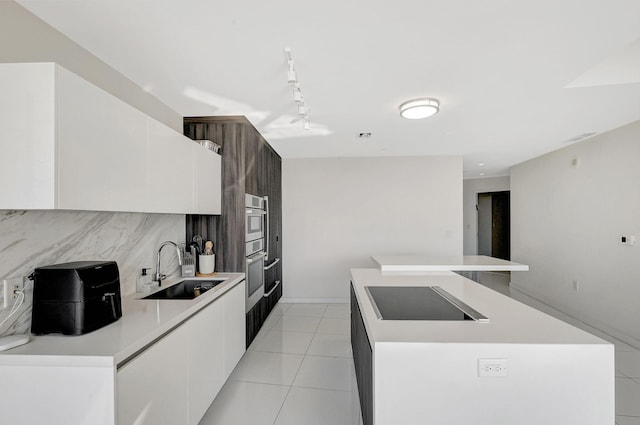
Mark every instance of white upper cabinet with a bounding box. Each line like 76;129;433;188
193;143;222;215
57;65;148;212
0;63;57;209
146;118;195;213
0;62;221;214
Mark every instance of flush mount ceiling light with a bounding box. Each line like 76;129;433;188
399;98;440;119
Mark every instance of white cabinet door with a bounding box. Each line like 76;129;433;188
0;364;115;425
186;298;224;425
0;63;57;209
146;118;195;213
223;280;246;379
56;65;148;212
117;325;189;425
193;144;222;215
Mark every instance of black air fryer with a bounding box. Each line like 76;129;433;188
31;261;122;335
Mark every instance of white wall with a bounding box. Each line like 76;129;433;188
463;176;510;254
0;1;181;131
511;120;640;346
282;156;463;302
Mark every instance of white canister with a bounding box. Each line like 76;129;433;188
199;254;215;274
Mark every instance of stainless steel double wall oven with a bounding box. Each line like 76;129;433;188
245;194;266;312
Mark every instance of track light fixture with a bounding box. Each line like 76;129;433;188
284;47;311;130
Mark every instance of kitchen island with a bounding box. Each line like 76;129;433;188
350;268;613;425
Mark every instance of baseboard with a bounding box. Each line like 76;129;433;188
279;297;348;304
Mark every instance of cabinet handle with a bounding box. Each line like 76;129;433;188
263;280;281;297
263;257;280;271
264;196;270;258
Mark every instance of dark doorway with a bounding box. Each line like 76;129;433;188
477;191;510;260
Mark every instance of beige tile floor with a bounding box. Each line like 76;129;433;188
199;272;640;425
199;302;361;425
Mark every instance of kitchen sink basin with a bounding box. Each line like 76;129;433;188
143;279;225;300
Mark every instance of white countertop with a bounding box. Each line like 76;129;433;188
372;254;529;273
0;273;245;368
351;268;606;346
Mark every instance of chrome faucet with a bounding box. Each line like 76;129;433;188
155;241;183;285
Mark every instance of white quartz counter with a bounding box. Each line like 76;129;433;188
0;273;245;367
351;268;604;346
372;254;529;273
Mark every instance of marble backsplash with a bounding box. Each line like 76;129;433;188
0;210;185;336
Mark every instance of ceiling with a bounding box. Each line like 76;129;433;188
17;0;640;178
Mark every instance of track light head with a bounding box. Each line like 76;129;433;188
293;87;303;102
287;61;297;84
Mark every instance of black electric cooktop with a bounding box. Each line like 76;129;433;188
365;286;488;322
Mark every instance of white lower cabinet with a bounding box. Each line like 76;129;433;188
0;364;115;425
117;324;190;425
222;280;246;379
187;298;224;425
117;281;246;425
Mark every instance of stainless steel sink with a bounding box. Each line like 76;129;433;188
143;279;225;300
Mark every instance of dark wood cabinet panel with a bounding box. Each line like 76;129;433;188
244;125;263;197
245;278;282;349
264;145;282;294
351;283;373;425
245;296;266;348
184;118;246;273
184;116;282;348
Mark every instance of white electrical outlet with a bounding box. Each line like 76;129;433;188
478;358;508;377
620;235;636;246
2;278;23;308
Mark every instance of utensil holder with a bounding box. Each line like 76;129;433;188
199;254;215;274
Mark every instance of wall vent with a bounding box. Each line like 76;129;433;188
564;132;598;143
357;132;373;138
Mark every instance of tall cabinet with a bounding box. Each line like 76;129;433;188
184;116;282;347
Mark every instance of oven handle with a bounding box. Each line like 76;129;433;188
263;257;280;271
246;251;266;264
264;280;281;297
